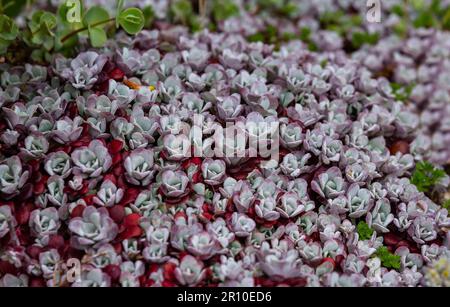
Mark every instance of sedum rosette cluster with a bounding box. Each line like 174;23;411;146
0;0;449;288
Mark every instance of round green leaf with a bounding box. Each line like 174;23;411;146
40;12;57;34
28;11;56;37
83;6;110;28
31;32;44;44
42;35;55;51
118;7;144;34
88;26;107;47
31;49;45;62
29;11;44;33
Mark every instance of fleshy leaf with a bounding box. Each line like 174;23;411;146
375;247;401;270
410;161;446;193
357;221;374;240
83;6;110;28
0;14;18;41
118;7;144;35
88;26;107;47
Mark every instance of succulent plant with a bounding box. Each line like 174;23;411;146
124;149;155;186
60;52;108;89
72;269;111;287
0;156;30;196
71;140;112;178
174;255;206;286
312;167;347;199
0;0;449;288
44;151;72;178
0;206;15;239
29;207;60;238
93;180;124;207
257;240;303;280
160;170;189;198
52;116;84;144
69;206;118;250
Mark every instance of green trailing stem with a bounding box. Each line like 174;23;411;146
60;17;115;43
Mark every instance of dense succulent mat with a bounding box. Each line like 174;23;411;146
0;0;449;287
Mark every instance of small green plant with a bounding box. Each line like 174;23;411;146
442;199;450;211
413;10;437;28
0;0;28;17
297;27;318;51
26;11;58;51
411;0;447;29
212;0;239;22
256;0;299;18
141;5;155;28
0;0;145;57
247;32;265;43
170;0;201;32
60;1;144;48
392;0;450;32
319;10;362;34
390;82;415;102
410;161;446;193
246;24;319;51
357;221;374;240
247;24;278;44
0;14;18;54
351;31;379;49
375;246;401;270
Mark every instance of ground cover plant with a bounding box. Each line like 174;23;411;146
0;0;449;287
